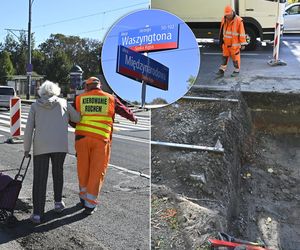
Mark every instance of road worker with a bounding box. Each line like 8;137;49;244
216;5;248;78
74;76;137;214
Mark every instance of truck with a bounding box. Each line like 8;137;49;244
151;0;286;50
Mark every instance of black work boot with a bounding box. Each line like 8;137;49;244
215;69;225;78
231;71;239;77
84;206;97;215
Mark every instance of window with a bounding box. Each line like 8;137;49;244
0;88;15;95
287;5;300;15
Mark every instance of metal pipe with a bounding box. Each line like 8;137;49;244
182;96;239;103
151;140;224;154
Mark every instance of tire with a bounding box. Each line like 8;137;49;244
245;27;257;51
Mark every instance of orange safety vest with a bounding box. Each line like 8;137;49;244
220;15;247;48
75;89;115;141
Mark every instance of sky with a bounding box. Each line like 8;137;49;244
0;0;149;46
101;9;200;104
0;1;201;105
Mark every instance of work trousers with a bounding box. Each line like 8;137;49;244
75;136;111;208
220;44;241;72
32;152;66;216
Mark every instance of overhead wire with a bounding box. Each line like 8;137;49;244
32;2;148;29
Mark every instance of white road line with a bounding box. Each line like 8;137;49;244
109;164;150;179
113;134;149;144
0;112;149;133
202;52;261;56
115;119;150;127
113;123;149;130
0;119;26;128
0;114;28;123
68;154;150;179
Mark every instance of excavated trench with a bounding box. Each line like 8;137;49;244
151;91;300;250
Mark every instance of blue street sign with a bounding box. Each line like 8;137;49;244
116;45;169;90
119;24;179;52
26;63;33;74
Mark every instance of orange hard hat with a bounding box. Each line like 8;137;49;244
86;76;101;85
224;5;233;15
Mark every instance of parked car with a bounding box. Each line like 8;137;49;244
284;3;300;33
0;86;16;110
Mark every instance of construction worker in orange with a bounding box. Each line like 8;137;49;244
74;76;137;215
216;5;248;78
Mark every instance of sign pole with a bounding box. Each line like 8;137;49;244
141;52;148;108
141;82;146;108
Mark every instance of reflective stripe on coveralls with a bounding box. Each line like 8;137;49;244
75;89;115;208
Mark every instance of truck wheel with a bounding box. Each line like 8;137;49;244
245;27;257;51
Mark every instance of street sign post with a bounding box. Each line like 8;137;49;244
119;24;179;52
116;45;169;91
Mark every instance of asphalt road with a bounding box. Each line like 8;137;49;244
0;104;150;250
196;34;300;88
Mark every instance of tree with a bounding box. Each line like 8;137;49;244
186;75;196;89
39;34;102;79
3;33;27;75
0;50;15;84
46;50;72;85
150;98;168;105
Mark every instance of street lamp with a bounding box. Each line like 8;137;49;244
26;0;34;100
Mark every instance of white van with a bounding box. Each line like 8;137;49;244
0;86;16;110
151;0;286;50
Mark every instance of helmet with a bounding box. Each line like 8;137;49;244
86;77;101;85
224;5;233;15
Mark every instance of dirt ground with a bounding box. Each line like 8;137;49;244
151;91;300;250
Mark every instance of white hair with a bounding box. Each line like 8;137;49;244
38;80;61;97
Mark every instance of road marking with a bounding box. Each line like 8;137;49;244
283;40;300;63
202;52;261;56
0;114;28;123
0;110;150;132
68;153;150;179
109;163;150;179
113;134;149;144
0;125;11;133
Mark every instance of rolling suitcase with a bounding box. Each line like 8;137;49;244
0;154;31;225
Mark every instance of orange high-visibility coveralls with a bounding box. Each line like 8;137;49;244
219;14;247;72
75;89;115;208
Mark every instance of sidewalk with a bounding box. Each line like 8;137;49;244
0;136;149;249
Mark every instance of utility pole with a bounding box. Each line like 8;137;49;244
26;0;33;100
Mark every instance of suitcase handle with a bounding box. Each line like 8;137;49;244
15;154;32;182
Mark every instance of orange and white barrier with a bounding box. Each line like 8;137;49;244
268;0;286;66
10;97;21;137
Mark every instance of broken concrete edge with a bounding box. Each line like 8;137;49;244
151;140;224;154
191;85;300;94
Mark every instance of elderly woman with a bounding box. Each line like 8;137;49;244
24;80;80;224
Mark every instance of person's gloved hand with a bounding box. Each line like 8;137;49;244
241;46;246;51
24;151;30;158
